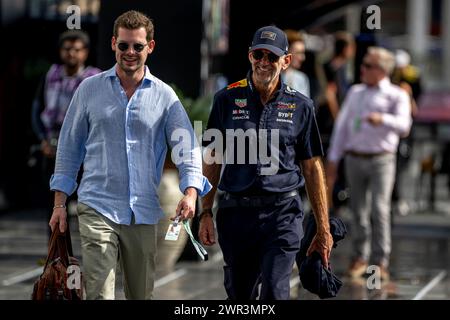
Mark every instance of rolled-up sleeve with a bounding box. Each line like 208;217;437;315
50;85;88;196
165;100;212;196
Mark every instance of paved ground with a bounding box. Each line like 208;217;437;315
1;135;449;300
1;201;449;300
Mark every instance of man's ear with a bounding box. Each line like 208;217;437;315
147;40;156;54
282;54;292;70
248;51;253;63
111;36;116;51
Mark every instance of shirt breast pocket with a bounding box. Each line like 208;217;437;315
372;95;393;113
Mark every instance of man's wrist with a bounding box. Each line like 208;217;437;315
53;204;66;210
199;208;213;219
317;225;331;234
184;187;198;197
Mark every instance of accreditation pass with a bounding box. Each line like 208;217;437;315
165;217;182;241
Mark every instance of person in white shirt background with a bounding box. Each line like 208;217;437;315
282;29;310;97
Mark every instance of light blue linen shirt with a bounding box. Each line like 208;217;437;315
50;65;211;225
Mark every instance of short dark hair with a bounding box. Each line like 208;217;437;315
113;10;154;41
334;31;354;57
59;30;90;49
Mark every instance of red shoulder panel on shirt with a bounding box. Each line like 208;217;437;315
227;79;248;90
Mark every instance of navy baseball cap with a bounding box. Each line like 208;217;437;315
249;26;289;56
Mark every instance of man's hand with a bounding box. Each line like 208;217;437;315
366;112;383;126
399;81;413;96
306;229;333;267
49;207;67;233
198;214;216;246
41;139;56;158
173;187;197;221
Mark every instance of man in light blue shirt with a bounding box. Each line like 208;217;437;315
49;10;211;299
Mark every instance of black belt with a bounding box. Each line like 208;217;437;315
219;190;298;208
346;151;392;158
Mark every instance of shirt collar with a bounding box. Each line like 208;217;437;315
106;64;154;85
61;65;85;78
246;70;286;98
246;70;254;92
372;77;391;90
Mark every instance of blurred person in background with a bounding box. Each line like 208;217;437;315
326;47;412;281
318;31;355;152
391;49;421;216
317;31;355;214
392;49;422;104
282;29;310;97
31;30;101;238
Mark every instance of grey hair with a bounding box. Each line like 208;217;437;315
367;46;395;75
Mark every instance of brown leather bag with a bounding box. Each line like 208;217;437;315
31;224;83;300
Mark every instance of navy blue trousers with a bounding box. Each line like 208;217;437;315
216;194;303;300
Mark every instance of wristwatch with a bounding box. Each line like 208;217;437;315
199;208;213;219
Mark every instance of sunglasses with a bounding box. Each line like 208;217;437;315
361;62;379;70
252;50;280;63
117;42;146;53
291;50;305;56
62;46;85;52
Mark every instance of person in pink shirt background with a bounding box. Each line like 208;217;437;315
325;47;412;281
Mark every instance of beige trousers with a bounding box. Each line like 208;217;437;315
77;202;157;300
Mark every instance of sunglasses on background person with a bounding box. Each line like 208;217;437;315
251;50;280;63
361;62;380;70
61;46;85;53
290;50;305;57
117;42;147;53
